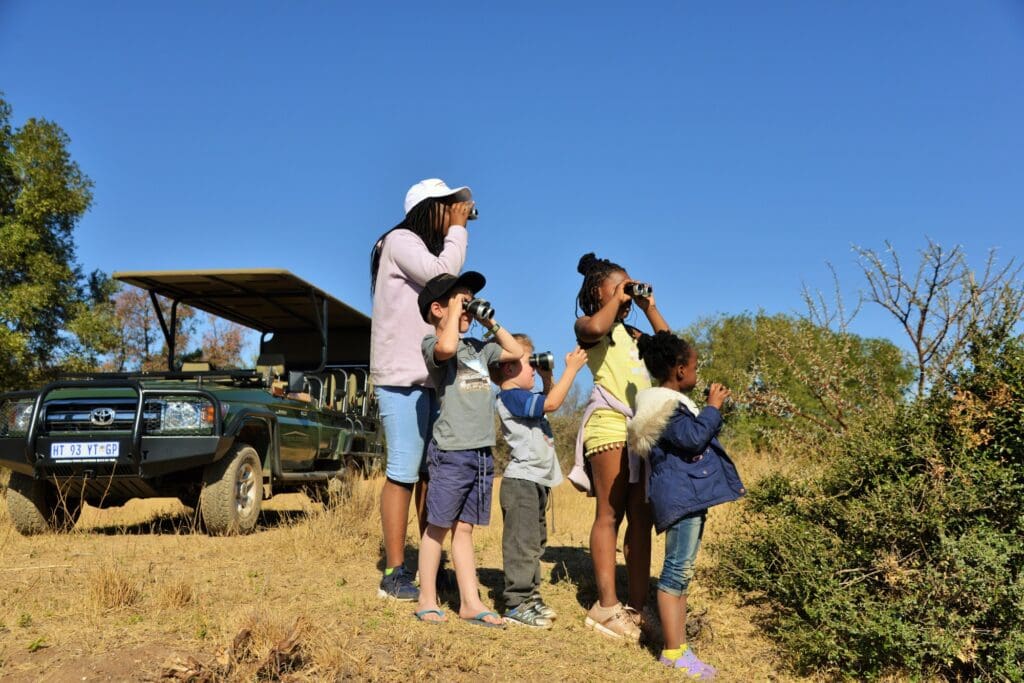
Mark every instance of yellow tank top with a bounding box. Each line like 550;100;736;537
582;323;652;452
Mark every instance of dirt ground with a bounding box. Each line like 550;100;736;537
0;458;812;682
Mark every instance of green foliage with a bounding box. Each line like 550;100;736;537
682;312;914;450
0;93;115;390
718;327;1024;680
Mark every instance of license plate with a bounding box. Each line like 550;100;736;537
50;441;120;460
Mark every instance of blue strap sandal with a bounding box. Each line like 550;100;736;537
414;608;446;624
461;611;505;628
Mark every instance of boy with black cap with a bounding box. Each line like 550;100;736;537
414;271;524;627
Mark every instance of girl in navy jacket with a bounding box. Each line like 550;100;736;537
627;332;745;679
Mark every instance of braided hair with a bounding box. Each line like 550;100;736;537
637;331;694;383
575;252;627;316
370;197;447;293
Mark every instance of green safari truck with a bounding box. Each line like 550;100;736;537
0;269;383;535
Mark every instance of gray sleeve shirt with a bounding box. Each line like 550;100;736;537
422;335;503;450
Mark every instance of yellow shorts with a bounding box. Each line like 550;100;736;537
583;408;628;457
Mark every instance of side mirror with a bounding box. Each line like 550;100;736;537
288;371;306;393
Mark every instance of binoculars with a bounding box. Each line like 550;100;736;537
468;206;479;220
529;352;554;371
463;298;494;320
703;385;733;409
625;282;653;298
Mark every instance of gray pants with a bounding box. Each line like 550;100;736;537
500;477;549;608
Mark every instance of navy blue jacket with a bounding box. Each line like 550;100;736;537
627;388;745;533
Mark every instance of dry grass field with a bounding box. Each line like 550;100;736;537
0;453;817;682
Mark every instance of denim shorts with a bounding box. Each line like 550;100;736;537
658;510;707;597
375;385;439;484
425;441;494;528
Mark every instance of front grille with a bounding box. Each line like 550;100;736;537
43;399;160;433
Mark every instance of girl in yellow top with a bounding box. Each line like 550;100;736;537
573;252;671;640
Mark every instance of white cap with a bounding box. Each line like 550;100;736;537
404;178;472;215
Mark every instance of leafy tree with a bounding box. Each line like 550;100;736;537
717;241;1024;680
200;316;247;369
682;312;914;449
104;287;197;372
718;322;1024;680
0;94;115;390
105;285;250;371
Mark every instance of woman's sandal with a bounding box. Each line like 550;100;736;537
461;611;505;628
414;608;446;624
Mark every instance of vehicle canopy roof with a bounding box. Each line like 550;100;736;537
114;269;371;369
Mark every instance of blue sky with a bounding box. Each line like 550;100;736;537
2;1;1023;374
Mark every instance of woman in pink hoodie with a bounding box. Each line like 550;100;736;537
369;179;475;601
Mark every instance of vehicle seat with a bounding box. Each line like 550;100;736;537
322;372;336;410
346;373;360;413
181;361;212;371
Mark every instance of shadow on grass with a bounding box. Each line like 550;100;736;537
546;545;658;614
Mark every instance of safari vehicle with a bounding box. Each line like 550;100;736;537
0;269;383;535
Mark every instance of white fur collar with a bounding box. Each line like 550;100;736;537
627;387;698;458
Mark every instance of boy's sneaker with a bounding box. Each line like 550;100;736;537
504;601;553;629
585;602;641;641
526;594;557;620
377;566;418;601
659;648;717;680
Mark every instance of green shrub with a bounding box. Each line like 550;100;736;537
718;328;1024;680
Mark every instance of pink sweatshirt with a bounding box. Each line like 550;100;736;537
370;225;467;387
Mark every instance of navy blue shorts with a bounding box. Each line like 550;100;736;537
425;442;494;528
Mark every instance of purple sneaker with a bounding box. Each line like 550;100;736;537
659;648;717;680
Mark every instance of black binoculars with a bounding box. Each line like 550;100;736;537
468;206;479;220
625;282;653;298
529;352;554;371
463;298;494;320
703;385;733;408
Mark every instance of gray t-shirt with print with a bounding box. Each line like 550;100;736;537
422;335;503;451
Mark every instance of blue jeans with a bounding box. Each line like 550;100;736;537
658;510;707;597
376;385;439;484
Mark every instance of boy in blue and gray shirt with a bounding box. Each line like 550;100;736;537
493;335;588;628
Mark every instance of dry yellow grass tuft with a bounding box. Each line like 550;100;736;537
87;561;146;611
0;454;840;682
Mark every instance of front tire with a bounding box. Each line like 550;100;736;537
6;473;83;535
199;444;263;535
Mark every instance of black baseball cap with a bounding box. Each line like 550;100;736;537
417;271;486;323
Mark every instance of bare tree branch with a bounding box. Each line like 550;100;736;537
855;239;1023;397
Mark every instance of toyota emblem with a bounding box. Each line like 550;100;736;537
90;407;116;426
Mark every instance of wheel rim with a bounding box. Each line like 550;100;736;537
235;462;257;517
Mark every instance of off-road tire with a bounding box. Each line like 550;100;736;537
198;443;262;536
6;472;83;535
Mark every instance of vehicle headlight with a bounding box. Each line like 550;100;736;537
2;399;35;436
155;398;215;435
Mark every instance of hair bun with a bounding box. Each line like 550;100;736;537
577;252;600;276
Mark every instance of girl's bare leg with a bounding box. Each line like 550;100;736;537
624;480;653;611
657;590;686;650
589;446;629;607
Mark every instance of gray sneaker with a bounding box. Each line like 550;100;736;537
504;601;553;629
377;566;419;601
526;594;557;620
